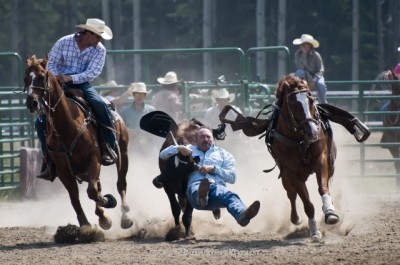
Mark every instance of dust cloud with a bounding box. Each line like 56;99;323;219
0;124;396;241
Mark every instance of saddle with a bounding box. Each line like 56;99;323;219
219;103;371;143
64;88;119;166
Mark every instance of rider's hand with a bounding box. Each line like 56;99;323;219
57;75;72;83
177;145;192;156
199;165;215;174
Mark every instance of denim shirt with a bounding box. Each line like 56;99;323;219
159;144;236;187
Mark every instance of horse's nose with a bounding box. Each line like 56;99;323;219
305;122;319;142
25;96;39;113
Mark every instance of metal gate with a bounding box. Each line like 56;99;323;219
0;53;36;193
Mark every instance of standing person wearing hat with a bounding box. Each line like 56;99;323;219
119;82;156;155
151;71;183;121
35;18;117;181
100;80;132;110
204;88;242;138
293;34;328;104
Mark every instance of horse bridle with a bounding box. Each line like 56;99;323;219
285;89;320;133
27;70;65;113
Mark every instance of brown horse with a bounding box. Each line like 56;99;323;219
24;55;133;230
269;74;339;240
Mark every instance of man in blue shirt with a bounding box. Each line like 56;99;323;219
119;82;156;154
159;126;260;227
36;18;117;181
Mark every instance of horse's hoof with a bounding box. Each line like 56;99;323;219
310;231;322;242
121;217;134;229
103;194;117;209
212;209;221;220
99;216;112;230
325;210;339;225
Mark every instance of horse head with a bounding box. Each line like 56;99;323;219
24;55;53;115
276;74;320;142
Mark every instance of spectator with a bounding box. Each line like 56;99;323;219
159;126;260;227
293;34;328;103
100;80;131;110
204;88;242;139
152;71;182;121
119;82;156;154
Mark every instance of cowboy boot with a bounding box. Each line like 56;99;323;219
36;159;57;182
101;142;117;166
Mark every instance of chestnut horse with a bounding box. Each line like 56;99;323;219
24;55;133;230
269;74;339;240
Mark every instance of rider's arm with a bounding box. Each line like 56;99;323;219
159;145;192;160
71;46;106;84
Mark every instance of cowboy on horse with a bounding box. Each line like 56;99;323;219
35;18;117;181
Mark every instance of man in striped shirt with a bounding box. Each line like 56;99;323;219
36;18;117;181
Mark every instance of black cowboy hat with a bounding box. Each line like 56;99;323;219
140;111;178;138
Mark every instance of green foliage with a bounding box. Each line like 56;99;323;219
0;0;398;84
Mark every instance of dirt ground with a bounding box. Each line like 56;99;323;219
0;126;399;265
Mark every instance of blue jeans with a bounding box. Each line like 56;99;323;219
295;69;328;104
35;82;116;152
186;178;246;221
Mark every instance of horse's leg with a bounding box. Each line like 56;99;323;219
182;203;194;239
58;173;91;227
316;166;339;225
86;163;115;230
116;123;133;229
281;171;302;225
289;172;321;239
388;147;400;191
116;149;133;229
165;188;182;228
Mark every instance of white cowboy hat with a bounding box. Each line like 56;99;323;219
211;88;235;103
293;34;319;48
76;18;113;40
157;71;181;85
129;82;152;94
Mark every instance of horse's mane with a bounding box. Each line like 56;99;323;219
275;74;309;107
26;55;48;69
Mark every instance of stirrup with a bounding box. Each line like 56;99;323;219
352;118;371;142
36;167;56;182
101;143;117;166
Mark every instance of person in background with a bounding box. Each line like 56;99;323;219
151;71;183;122
204;88;242;136
119;82;156;154
159;126;260;227
36;18;116;181
293;34;328;104
100;80;132;110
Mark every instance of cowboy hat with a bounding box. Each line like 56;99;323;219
76;18;113;40
157;71;181;85
128;82;152;94
99;80;123;95
211;88;235;103
293;34;319;48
